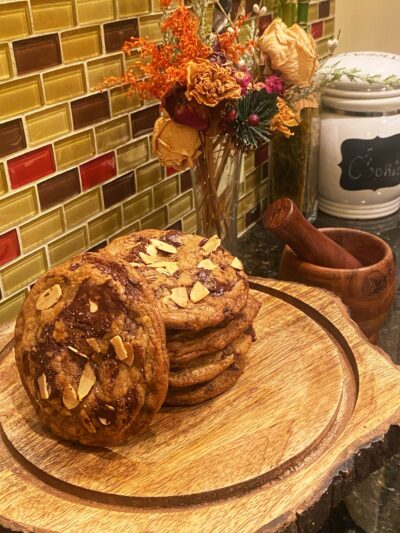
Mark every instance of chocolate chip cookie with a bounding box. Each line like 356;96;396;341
165;333;251;406
102;229;249;331
14;253;169;447
168;295;261;365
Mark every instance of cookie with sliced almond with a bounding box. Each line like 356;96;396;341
102;229;249;331
14;252;169;447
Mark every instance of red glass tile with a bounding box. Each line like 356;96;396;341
312;21;323;40
8;145;55;189
0;229;20;267
255;143;269;167
80;152;116;190
259;15;272;35
180;170;192;192
166;167;177;177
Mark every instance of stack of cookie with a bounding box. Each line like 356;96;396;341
103;229;261;406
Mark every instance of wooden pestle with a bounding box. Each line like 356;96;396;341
263;198;363;269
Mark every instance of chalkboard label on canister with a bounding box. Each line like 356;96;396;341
339;134;400;191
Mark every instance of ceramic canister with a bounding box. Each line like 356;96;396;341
318;52;400;219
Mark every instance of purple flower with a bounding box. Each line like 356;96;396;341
235;71;253;95
264;75;285;96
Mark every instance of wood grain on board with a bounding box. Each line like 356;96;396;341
0;278;399;533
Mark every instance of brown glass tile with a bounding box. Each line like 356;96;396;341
245;203;261;227
0;119;26;158
103;172;135;208
167;220;182;231
38;168;80;210
180;170;192;193
71;92;110;129
13;34;61;75
104;18;139;52
88;241;107;252
131;105;159;137
255;143;269;167
319;0;330;18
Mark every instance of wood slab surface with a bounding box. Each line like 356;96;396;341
0;278;399;533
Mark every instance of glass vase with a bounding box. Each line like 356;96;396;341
191;134;243;254
270;105;321;222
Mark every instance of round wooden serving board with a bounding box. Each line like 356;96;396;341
0;278;399;533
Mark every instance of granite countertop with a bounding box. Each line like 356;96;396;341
238;210;400;533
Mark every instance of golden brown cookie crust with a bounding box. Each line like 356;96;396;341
168;295;261;365
14;253;169;447
165;333;251;406
101;229;249;331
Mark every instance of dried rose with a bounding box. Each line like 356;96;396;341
163;84;210;131
270;97;299;138
152;116;201;171
264;75;285;95
258;18;317;86
186;59;242;107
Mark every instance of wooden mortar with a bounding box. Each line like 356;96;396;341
279;228;396;343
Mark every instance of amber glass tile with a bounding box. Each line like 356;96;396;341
88;207;122;244
110;86;140;116
136;161;163;191
0;76;42;120
54;130;95;169
61;26;102;62
182;211;197;233
0;164;7;196
0;119;26;158
103;172;135;208
0;188;37;232
131;105;159;137
64;189;102;227
76;0;115;24
324;18;335;37
20;208;64;250
13;34;61;75
48;227;88;266
38;168;80;210
317;38;330;57
104;18;139;52
245;168;262;193
139;14;163;42
43;65;86;104
237;214;245;235
0;44;12;80
244;152;255;175
1;249;46;296
95;116;130;153
0;289;27;324
118;0;150;17
123;190;153;224
117;138;149;173
238;190;256;216
141;206;167;229
112;221;140;239
308;3;318;21
168;191;193;222
71;93;110;129
26;104;71;146
31;0;76;32
0;2;31;41
154;176;178;205
87;55;123;91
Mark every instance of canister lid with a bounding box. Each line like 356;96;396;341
322;51;400;100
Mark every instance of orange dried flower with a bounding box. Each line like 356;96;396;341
186;59;242;107
216;16;254;63
270;97;299;138
102;5;211;100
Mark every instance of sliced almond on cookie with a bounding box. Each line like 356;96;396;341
129;262;142;267
110;335;128;361
37;373;50;400
36;284;62;311
197;259;218;270
63;384;79;410
67;345;88;359
80;409;97;433
150;261;179;274
78;363;96;401
231;257;244;270
124;343;135;366
146;243;158;257
86;338;101;353
156;267;170;275
201;235;221;253
150;238;177;254
190;282;210;303
98;417;111;426
89;299;98;313
170;287;188;308
139;252;157;264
